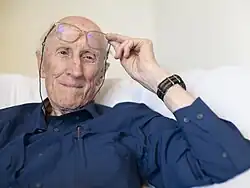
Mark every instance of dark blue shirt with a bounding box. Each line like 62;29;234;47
0;98;250;188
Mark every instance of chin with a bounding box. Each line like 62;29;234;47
47;82;96;110
58;100;84;109
50;91;90;110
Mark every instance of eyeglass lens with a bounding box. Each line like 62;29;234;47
56;23;107;49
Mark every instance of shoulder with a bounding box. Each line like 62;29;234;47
0;103;40;123
94;102;161;121
112;102;161;118
113;101;152;111
93;102;151;115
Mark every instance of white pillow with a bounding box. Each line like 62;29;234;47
185;66;250;188
95;78;144;106
189;66;250;139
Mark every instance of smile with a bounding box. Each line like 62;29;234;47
60;82;84;88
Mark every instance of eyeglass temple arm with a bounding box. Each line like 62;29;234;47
42;24;56;46
104;44;111;70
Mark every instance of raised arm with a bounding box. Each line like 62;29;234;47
106;33;250;187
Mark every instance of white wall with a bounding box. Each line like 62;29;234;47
155;0;250;72
1;0;250;78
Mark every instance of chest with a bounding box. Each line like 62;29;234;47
0;128;141;188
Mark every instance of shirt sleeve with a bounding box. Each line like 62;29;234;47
131;97;250;188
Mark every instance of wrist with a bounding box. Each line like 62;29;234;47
146;66;172;93
144;65;196;112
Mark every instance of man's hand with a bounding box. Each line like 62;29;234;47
106;33;170;93
106;33;196;112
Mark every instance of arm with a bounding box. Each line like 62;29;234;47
105;33;250;187
134;67;250;187
131;98;250;188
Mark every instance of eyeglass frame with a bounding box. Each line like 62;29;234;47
39;21;111;78
42;22;109;50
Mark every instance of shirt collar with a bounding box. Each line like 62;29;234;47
41;98;100;118
32;98;103;130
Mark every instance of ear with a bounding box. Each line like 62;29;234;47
36;50;46;78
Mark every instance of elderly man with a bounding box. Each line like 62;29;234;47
0;16;250;188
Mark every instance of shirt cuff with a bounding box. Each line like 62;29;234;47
173;97;250;172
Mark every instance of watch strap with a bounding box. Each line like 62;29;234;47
157;74;186;100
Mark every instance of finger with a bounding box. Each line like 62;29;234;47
106;33;130;43
109;41;120;49
115;40;129;59
123;40;134;58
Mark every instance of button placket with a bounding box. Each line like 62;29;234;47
74;125;92;139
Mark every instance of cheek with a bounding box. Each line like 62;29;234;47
83;64;101;81
45;57;66;78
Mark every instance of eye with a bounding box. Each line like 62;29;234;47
57;48;70;57
81;53;96;63
85;55;94;60
59;50;69;56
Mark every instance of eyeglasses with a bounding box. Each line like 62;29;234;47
51;22;108;50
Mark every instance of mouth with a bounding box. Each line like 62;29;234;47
60;82;84;88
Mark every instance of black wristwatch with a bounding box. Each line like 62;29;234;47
156;74;186;100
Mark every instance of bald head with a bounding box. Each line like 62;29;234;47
59;16;102;32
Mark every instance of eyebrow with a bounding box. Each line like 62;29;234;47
54;44;101;54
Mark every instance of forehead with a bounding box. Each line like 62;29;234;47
60;16;102;30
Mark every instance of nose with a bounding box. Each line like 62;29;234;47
67;57;84;78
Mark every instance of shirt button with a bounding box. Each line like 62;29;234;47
196;113;204;120
35;182;43;188
183;117;189;123
222;152;227;158
38;153;43;157
53;127;60;132
76;116;80;120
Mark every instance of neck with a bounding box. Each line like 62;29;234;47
51;106;84;116
45;99;91;116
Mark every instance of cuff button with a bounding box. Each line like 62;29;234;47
184;117;189;123
222;152;227;158
196;113;204;120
